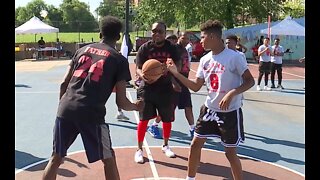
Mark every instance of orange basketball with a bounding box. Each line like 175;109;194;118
142;59;165;83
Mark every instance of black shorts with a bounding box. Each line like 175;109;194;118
259;61;271;73
137;87;176;122
271;63;282;72
53;117;114;163
177;85;192;109
194;105;244;147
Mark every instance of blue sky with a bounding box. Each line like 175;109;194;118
15;0;102;15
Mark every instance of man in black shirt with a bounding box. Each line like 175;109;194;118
134;21;181;163
42;16;144;180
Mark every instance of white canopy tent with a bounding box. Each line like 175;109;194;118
15;16;59;42
260;16;305;36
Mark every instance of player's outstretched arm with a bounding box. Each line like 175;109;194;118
115;80;144;111
166;59;204;92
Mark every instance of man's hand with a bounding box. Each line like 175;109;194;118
135;98;145;112
166;58;178;75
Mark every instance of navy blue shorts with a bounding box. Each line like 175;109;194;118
53;117;114;163
194;105;244;147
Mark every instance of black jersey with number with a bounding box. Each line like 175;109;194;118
57;42;131;123
136;39;180;92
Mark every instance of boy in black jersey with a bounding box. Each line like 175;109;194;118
42;16;144;180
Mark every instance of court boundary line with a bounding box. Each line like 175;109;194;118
128;91;160;179
15;146;305;177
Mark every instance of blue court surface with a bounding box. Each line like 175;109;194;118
15;57;305;179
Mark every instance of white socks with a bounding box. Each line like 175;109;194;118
189;124;195;130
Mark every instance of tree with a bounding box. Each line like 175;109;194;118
281;0;305;19
60;0;98;32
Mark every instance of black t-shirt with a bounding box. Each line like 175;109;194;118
38;39;45;48
136;40;180;92
57;42;131;123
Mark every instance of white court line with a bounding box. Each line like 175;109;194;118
16;146;305;177
127;91;160;180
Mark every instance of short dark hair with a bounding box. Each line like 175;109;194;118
153;21;167;30
166;34;178;40
200;20;223;38
99;16;123;40
264;37;270;40
275;38;280;41
226;34;238;42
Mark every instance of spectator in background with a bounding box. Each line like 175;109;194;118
270;38;285;89
256;37;272;91
37;36;46;59
235;37;247;53
55;38;63;59
185;40;193;62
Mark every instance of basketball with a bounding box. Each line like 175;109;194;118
142;59;165;84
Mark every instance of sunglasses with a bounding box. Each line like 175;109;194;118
152;29;165;34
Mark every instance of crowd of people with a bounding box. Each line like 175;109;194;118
41;15;302;180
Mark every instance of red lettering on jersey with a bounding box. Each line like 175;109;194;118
73;55;105;82
85;47;110;57
89;60;104;82
73;55;91;78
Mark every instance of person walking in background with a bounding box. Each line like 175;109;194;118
41;16;144;180
134;21;181;163
256;37;272;91
166;19;255;180
270;38;285;89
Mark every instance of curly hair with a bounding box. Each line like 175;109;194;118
200;20;223;38
99;16;123;41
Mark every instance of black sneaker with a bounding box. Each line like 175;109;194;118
270;84;276;88
277;85;284;89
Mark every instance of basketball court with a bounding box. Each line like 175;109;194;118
15;57;305;179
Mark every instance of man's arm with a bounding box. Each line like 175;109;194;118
59;65;73;99
166;59;204;92
115;80;144;111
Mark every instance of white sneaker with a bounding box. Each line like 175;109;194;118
256;85;261;91
162;145;175;158
134;149;144;163
264;86;271;91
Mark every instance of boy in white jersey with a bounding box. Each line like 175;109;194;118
270;38;285;89
167;20;255;180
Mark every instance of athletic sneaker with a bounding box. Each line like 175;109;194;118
147;125;161;139
134;149;144;163
162;145;175;158
277;84;284;89
270;84;276;88
116;111;129;120
256;85;261;91
264;86;271;91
